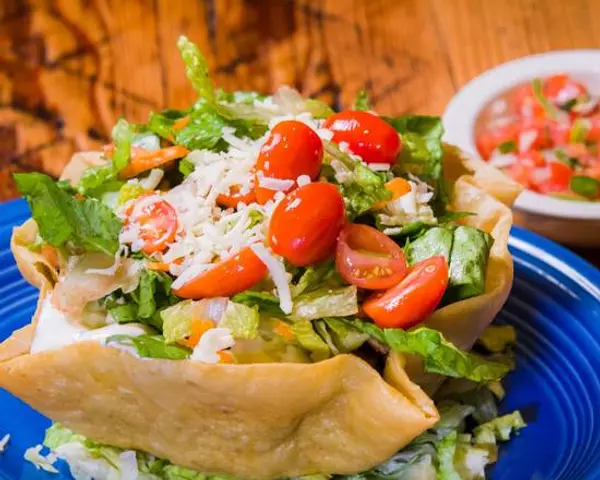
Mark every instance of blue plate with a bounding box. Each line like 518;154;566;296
0;199;599;480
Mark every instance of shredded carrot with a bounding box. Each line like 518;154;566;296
119;145;189;179
274;321;295;341
179;319;217;349
373;177;412;210
172;116;190;131
218;350;234;363
147;262;171;272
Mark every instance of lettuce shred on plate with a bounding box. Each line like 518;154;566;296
6;35;524;480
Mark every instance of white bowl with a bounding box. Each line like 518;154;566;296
443;50;600;247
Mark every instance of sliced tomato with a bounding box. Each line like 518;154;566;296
323;111;401;165
530;161;573;194
362;256;449;329
126;197;178;254
373;177;412;210
336;224;407;290
173;246;267;299
476;123;519;160
255;120;323;204
216;184;257;209
543;74;587;105
269;182;345;266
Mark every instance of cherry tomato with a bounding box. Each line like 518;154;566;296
336;224;408;290
173;246;267;299
217;185;257;209
530;161;573;194
127;197;178;254
269;182;345;266
255;120;323;204
362;256;449;329
323;111;401;165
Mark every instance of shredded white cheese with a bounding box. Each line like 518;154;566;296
191;327;235;363
257;175;295;191
368;163;392;172
296;174;311;187
0;434;10;453
24;445;59;473
250;243;293;314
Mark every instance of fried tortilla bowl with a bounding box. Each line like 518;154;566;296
0;145;520;478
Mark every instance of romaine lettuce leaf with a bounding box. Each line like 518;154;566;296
290;286;358;322
341;319;513;382
161;300;197;344
445;226;493;302
406;226;454;265
321;317;369;353
220;301;260;339
15;172;122;255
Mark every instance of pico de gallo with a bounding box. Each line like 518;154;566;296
476;73;600;200
14;36;524;480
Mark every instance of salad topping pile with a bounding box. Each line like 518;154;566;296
477;74;600;200
13;36;523;480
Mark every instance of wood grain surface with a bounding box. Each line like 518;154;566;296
1;0;599;263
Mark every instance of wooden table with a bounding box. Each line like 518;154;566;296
1;0;599;265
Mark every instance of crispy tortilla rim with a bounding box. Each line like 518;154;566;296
0;145;519;477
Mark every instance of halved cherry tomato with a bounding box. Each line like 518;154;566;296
336;224;407;290
173;246;267;299
362;256;449;329
269;182;345;266
255;120;323;204
127;197;178;254
530;161;573;194
217;184;257;208
373;177;412;210
323;111;401;165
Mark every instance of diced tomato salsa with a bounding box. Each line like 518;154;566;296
476;74;600;201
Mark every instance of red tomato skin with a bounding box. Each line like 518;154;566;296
255;120;323;204
173;247;267;299
543;74;586;104
586;114;600;143
335;224;408;290
323;111;401;165
363;256;449;329
269;182;345;267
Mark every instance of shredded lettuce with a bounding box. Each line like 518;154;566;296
324;141;391;218
291;321;332;362
231;291;284;316
292;260;345;297
341;319;513;382
435;432;462;480
406;226;454;265
161;300;198;344
473;411;526;445
353;90;371;111
106;334;191;360
77;118;135;197
15;172;122;256
220;301;260;339
290;286;359;322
